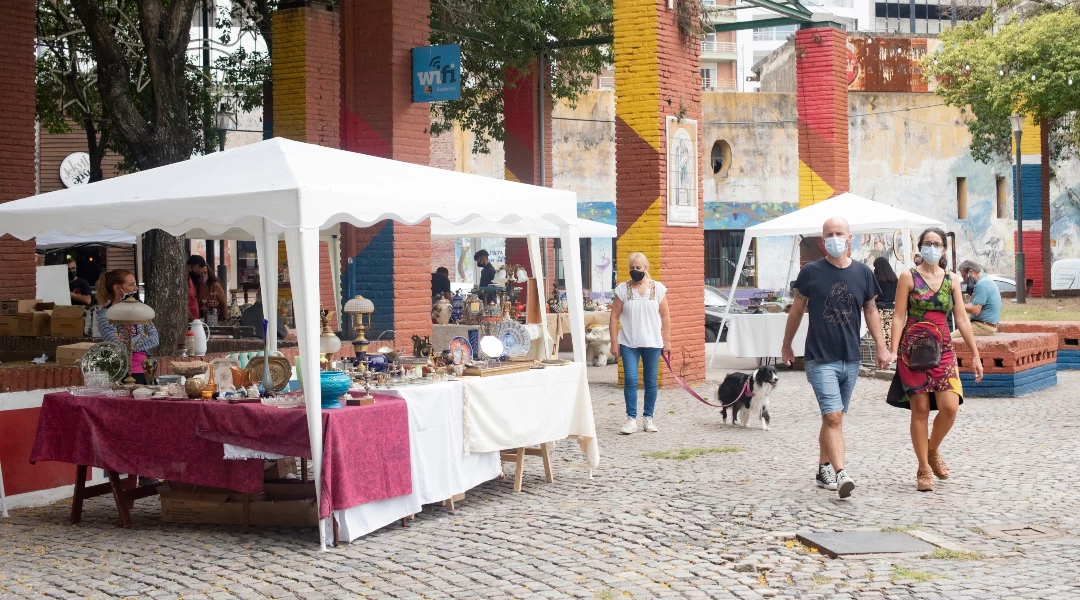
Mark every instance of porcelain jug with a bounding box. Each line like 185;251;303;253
190;319;209;356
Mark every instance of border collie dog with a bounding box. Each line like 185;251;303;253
718;366;780;430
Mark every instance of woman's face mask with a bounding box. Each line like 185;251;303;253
920;244;943;265
629;269;645;282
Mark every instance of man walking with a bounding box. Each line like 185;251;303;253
782;217;892;498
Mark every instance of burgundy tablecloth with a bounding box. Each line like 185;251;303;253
194;396;411;519
30;393;264;493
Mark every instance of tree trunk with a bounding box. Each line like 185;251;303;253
143;230;187;356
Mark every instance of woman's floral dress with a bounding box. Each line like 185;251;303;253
887;269;964;409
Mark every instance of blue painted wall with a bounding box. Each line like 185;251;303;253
342;222;395;340
1014;164;1043;221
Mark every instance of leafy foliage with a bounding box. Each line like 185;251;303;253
429;0;613;153
924;6;1080;162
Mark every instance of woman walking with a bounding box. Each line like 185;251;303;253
888;228;983;491
872;257;898;350
96;269;159;384
608;252;671;434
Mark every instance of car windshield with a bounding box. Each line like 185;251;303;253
993;279;1015;293
704;287;728;306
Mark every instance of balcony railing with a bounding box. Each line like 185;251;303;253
598;76;615;90
700;41;738;54
701;78;737;91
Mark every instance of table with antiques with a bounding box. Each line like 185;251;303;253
29;392;412;532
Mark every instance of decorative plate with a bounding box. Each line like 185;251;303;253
449;336;472;365
80;342;130;384
479;335;504;360
496;321;531;357
246;355;292;393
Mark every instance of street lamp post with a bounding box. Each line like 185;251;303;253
1010;113;1027;304
215;104;230;152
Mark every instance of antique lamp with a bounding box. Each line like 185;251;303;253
343;295;375;359
105;294;156;385
319;309;342;370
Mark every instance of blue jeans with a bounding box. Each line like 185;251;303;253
805;360;861;416
621;345;662;418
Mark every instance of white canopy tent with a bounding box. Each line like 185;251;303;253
0;137;590;549
710;193;947;366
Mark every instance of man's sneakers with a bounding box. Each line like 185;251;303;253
835;469;855;498
817;463;856;498
816;463;838;491
620;416;638;435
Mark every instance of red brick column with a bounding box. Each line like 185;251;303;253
795;26;849;207
613;0;704;385
503;62;554;278
0;1;38;298
271;2;340;315
340;0;432;344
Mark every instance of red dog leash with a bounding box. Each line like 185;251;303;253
661;351;752;409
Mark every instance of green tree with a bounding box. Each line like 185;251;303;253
924;5;1080;163
429;0;613;153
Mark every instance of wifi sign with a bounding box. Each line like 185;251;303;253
412;44;461;103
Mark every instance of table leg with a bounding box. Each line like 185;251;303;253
70;465;88;525
107;471;132;528
332;515;339;546
539;442;554;484
512;448;525;492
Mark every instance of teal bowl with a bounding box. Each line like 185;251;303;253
320;370;351;409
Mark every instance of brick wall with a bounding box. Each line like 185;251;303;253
613;0;704;385
1015;230;1044;296
429;132;457;278
795;26;849;207
0;1;38;299
340;0;432;346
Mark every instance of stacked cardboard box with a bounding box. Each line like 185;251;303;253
159;482;317;527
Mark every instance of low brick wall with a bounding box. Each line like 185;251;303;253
952;333;1058;375
997;321;1080;352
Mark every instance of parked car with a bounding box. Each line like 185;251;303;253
704;285;744;343
984;274;1016;294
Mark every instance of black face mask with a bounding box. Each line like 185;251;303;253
189;271;203;284
964;276;976;294
69;270;77;281
629;270;645;283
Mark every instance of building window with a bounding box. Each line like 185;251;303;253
553;238;591;290
711;140;732;177
705;230;755;288
996;176;1007;218
956;177;967;219
752;24;796;41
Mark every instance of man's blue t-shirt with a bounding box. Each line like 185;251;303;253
793;258;880;363
971;276;1002;325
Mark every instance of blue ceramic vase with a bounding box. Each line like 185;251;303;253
320;370;351;409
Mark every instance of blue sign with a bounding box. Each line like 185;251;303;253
412;44;461;103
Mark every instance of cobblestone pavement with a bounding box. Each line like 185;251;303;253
2;357;1079;599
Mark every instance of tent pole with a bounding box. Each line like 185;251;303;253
784;235;800;297
329;234;342;332
710;235;753;368
527;234;550;356
256;219;281;354
284;225;325;551
471;237;482;286
559;224;587;363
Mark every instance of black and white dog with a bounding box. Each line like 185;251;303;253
718;366;780;430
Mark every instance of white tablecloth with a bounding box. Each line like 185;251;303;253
462;362;599;469
329;382;500;543
726;313;866;358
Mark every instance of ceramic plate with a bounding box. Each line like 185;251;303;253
449;336;471;365
496;321;531;356
80;342;130;383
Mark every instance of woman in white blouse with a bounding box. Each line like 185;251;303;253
608;252;671;434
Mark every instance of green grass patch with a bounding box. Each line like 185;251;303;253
642;446;743;461
930;548;985;561
881;525;919;532
812;574;832;585
1001;304;1080;322
890;565;942;583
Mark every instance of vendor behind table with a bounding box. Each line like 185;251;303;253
188;254;228;326
95;269;159;384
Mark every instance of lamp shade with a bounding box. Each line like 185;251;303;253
320;330;342;355
1009;113;1025;134
343;295;374;314
106;295;156;324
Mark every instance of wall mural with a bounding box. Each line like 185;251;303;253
591;237;613;294
578;201;616;226
704;201;797;230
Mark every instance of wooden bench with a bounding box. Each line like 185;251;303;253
997;321;1080;369
953;333;1058;397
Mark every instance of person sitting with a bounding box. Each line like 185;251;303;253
431;266;452;302
955;260;1000;336
240;292;288;340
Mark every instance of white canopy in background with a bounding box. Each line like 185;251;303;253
36;229;137;249
710;193;946;366
430;216;615;239
0;137;591;549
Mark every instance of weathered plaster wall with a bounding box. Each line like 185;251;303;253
552;90;616;207
1050;156;1080;262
